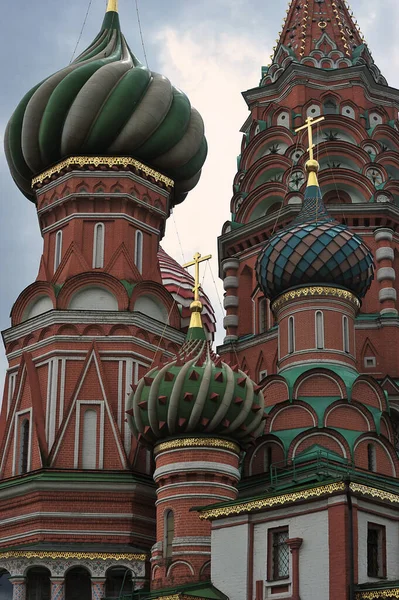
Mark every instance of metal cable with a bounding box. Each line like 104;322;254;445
70;0;93;63
135;0;149;68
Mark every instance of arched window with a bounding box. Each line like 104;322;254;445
265;445;273;472
0;570;13;599
105;568;133;598
26;567;51;600
54;230;63;272
65;567;91;600
315;311;324;349
323;99;338;115
93;223;105;268
164;510;174;559
368;443;377;472
135;230;143;274
82;410;97;469
19;419;30;475
259;298;267;334
288;317;295;354
343;316;350;353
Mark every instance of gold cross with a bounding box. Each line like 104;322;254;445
183;252;212;302
295;116;325;161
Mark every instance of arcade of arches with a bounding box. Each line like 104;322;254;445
0;566;134;599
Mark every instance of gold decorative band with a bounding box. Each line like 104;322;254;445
32;156;174;188
199;482;346;520
154;437;240;455
0;550;147;561
356;590;399;599
272;286;360;311
350;482;399;504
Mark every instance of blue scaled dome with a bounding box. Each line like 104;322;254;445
256;160;374;301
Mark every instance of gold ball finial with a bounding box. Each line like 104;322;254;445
190;300;203;314
305;159;320;173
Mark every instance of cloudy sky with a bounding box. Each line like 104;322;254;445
0;0;398;388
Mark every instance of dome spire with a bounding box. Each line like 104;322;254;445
106;0;118;12
183;252;212;340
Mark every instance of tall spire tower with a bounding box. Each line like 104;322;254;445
263;0;386;86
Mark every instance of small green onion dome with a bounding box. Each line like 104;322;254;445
126;340;265;447
256;162;374;301
4;8;207;205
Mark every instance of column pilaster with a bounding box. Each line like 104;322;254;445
374;228;397;315
10;577;26;600
287;538;303;600
91;578;106;600
222;258;240;343
51;578;65;600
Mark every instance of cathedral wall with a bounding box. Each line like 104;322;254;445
357;499;399;584
211;520;249;600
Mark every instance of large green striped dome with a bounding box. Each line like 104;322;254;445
4;8;207;205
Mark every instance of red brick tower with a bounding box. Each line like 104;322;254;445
127;282;265;594
218;0;399;387
0;0;210;597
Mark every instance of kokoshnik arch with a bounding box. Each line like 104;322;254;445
2;1;399;599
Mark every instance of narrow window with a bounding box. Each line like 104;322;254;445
367;523;386;578
264;446;273;472
259;298;267;334
368;443;377;473
135;230;143;274
7;372;17;413
19;419;30;474
164;510;174;559
343;316;350;353
269;527;289;581
315;311;324;349
323;99;338;115
93;223;105;268
82;410;97;469
288;317;295;354
54;230;63;272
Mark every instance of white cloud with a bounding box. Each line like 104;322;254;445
156;24;272;346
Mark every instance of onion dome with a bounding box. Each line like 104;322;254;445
158;247;216;339
4;0;207;205
126;295;265;447
256;160;374;301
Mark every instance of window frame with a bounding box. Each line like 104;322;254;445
267;526;290;582
367;522;386;579
135;230;143;274
54;230;63;273
164;509;174;560
288;316;295;354
93;222;105;269
343;316;350;353
315;310;325;350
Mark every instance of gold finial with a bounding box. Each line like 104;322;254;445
295;116;325;186
106;0;118;12
183;252;212;330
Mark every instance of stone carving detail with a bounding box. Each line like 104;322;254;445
1;557;146;579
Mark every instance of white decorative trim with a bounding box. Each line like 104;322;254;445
156;481;237;495
353;436;396;476
376;247;394;262
222;259;240;272
223;315;239;328
379;288;397;302
4;311;184;345
377;267;395;282
223;276;239;290
92;223;105;269
270;405;316;431
292;432;348;458
223;296;239;309
42;212;160;236
74;400;105;469
374;228;394;242
154;462;240;481
156;494;233;505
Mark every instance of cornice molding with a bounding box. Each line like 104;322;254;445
32;156;174;189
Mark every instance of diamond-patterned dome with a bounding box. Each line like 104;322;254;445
256;167;374;301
